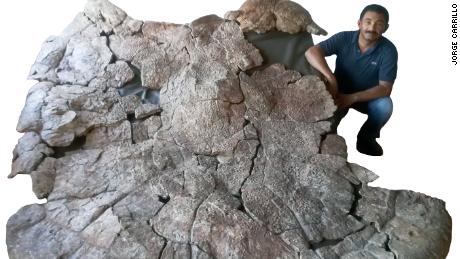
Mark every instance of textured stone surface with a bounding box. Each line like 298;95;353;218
7;0;451;258
224;0;327;35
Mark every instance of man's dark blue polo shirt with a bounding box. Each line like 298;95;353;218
318;30;398;94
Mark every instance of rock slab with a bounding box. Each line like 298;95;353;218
8;0;451;258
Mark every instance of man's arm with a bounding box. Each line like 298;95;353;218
305;45;339;98
336;80;393;108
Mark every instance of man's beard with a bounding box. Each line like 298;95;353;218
364;30;379;40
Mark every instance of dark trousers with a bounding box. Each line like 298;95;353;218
330;97;393;139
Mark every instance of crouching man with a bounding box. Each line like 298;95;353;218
305;4;398;156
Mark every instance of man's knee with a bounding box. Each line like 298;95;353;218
368;97;393;119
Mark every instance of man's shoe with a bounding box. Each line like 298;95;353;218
356;137;383;156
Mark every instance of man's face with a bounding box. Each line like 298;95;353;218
358;11;388;42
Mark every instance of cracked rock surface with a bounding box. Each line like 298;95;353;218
8;0;451;258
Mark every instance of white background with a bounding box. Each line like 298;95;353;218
0;0;458;258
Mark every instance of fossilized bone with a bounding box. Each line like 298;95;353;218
225;0;327;35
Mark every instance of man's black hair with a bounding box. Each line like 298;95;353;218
360;4;389;24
